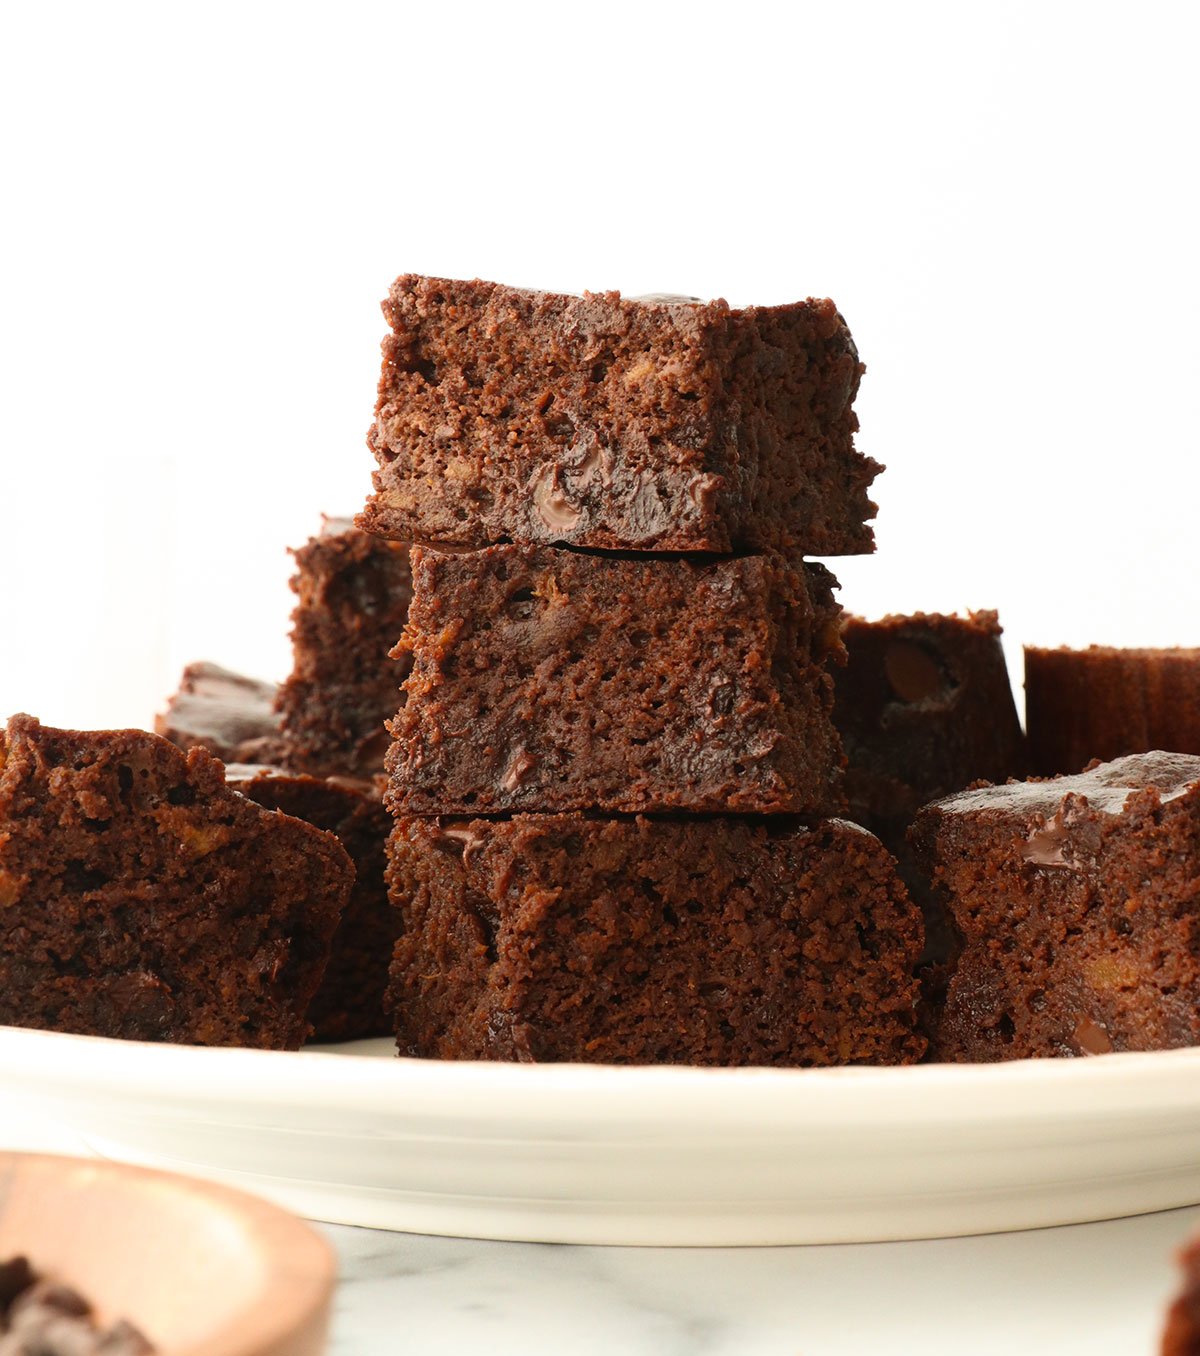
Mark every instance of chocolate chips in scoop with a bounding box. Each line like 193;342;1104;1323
0;1259;155;1355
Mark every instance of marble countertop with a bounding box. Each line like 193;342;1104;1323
320;1206;1199;1355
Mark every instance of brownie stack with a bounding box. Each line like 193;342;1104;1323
358;276;926;1065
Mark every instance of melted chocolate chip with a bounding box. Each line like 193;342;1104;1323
1021;820;1073;868
1073;1016;1114;1055
437;825;486;865
883;641;946;703
531;466;582;532
502;749;539;792
687;473;721;514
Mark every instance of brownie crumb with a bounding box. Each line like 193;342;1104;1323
388;544;846;816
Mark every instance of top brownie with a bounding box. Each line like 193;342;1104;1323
357;276;878;556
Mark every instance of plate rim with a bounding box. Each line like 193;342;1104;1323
6;1023;1200;1130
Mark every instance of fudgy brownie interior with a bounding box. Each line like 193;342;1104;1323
226;763;394;1042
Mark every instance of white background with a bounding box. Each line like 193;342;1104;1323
2;0;1198;731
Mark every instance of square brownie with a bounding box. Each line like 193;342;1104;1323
387;544;845;816
835;611;1025;835
0;716;351;1049
1025;645;1200;775
357;275;879;556
911;751;1200;1061
276;516;413;776
386;814;925;1065
832;611;1026;973
225;763;394;1042
155;660;288;765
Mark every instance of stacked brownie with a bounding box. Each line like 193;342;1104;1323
156;517;411;1041
359;275;926;1065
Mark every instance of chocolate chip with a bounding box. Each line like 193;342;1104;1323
1021;821;1071;868
502;749;538;792
1073;1017;1113;1055
883;640;946;703
0;1256;35;1312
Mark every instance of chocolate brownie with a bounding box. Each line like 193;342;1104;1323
0;716;351;1049
1164;1234;1200;1355
910;751;1200;1061
0;1258;154;1355
155;661;287;765
276;517;413;776
832;611;1026;968
387;544;845;816
358;275;879;556
225;763;394;1042
386;814;925;1065
1026;645;1200;775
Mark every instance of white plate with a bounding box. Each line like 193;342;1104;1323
5;1023;1200;1247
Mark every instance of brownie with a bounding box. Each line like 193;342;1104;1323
275;516;413;776
1164;1235;1200;1355
225;763;394;1042
910;751;1200;1061
386;814;925;1065
1026;646;1200;775
155;661;288;765
357;275;879;556
0;1260;154;1355
832;611;1026;968
0;715;351;1049
387;544;845;816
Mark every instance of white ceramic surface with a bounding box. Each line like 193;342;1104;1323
6;1024;1200;1247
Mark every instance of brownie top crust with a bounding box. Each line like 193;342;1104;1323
930;750;1200;821
1026;644;1200;658
360;274;878;557
223;761;382;800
